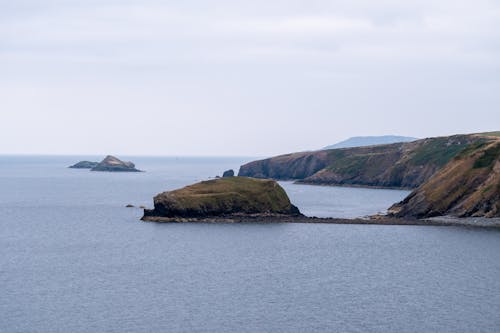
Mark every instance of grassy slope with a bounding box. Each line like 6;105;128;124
301;134;487;188
390;139;500;218
151;177;299;217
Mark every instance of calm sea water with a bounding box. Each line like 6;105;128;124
1;156;500;332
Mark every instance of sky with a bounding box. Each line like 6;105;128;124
1;0;499;156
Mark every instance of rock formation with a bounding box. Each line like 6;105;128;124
142;176;301;221
69;161;98;169
222;169;235;177
91;155;142;172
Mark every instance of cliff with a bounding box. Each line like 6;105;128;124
142;177;301;220
389;139;500;218
239;134;487;189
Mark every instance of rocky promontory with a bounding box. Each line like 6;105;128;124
69;161;98;169
142;177;301;221
91;155;142;172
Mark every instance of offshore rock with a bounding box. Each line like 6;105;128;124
91;155;142;172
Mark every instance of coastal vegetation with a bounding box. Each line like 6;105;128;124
390;140;499;218
142;177;301;221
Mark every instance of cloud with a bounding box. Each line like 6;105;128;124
0;0;499;155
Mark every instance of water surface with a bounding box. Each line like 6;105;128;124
1;156;499;332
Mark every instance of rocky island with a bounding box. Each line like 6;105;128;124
142;176;301;222
70;155;142;172
91;155;142;172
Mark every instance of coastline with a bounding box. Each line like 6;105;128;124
141;215;500;228
293;180;416;191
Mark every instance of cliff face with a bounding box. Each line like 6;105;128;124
143;177;301;219
239;151;330;180
389;140;500;218
239;134;484;188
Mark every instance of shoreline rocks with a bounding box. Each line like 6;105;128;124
141;214;500;228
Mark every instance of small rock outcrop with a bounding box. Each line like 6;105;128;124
91;155;142;172
69;161;98;169
142;176;301;220
222;169;235;177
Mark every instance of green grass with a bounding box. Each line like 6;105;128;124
410;137;471;166
157;176;296;214
473;143;500;169
455;140;489;159
327;155;369;176
478;131;500;137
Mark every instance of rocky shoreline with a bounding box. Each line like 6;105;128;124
141;214;500;228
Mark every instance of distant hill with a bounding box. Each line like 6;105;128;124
323;136;417;150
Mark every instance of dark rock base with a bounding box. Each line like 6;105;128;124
141;214;500;228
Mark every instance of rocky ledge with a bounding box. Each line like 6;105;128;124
142;176;301;221
91;155;142;172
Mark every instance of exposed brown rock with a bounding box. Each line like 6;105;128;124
389;140;500;218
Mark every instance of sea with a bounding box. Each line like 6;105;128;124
1;155;500;332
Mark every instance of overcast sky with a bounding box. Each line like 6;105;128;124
1;0;499;156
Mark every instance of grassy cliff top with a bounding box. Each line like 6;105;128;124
477;131;500;138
